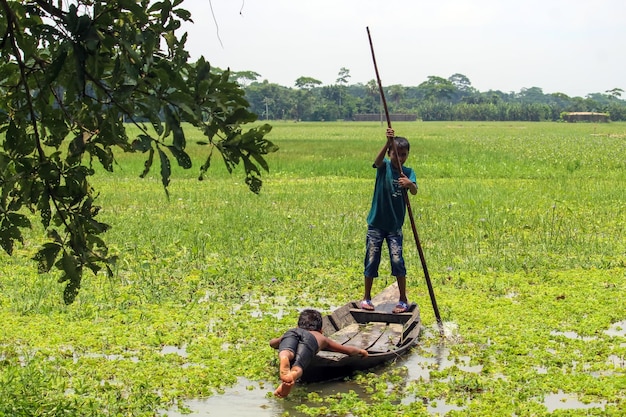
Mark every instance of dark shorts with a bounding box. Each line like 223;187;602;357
278;328;319;370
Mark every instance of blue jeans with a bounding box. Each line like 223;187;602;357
364;226;406;278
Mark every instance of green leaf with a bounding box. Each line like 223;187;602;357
195;58;210;87
72;42;86;91
166;145;191;169
74;15;92;40
173;8;192;21
157;146;171;192
172;121;186;150
37;188;52;228
251;153;269;172
0;219;22;255
91;145;114;172
168;91;195;120
164;106;186;150
160;0;172;25
33;242;62;273
7;213;30;228
120;40;142;68
140;148;155;178
63;275;82;305
245;174;262;194
5;120;35;156
45;47;68;85
68;134;86;157
57;252;79;282
132;134;153;152
38;161;61;185
198;148;214;180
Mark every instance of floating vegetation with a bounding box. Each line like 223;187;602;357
2;122;625;416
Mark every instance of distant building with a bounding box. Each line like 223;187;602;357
353;113;418;122
561;112;609;123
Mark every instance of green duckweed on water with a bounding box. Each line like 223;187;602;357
1;122;625;416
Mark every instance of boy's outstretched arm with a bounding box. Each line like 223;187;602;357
269;337;282;349
324;338;368;357
374;128;395;168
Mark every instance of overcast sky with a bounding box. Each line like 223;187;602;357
179;0;625;98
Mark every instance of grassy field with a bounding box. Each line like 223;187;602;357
1;121;625;416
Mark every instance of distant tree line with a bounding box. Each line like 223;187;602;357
231;69;626;122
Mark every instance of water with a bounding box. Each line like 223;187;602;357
165;319;623;416
166;379;280;417
165;377;376;417
605;319;626;337
542;390;607;413
166;322;473;417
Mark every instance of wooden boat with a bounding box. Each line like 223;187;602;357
301;283;422;382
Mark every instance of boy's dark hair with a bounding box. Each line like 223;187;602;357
393;136;410;151
297;309;323;331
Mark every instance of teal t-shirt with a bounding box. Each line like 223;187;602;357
366;158;417;233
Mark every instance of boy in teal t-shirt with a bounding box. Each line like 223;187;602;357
362;128;417;314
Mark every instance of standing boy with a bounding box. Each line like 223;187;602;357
361;128;417;314
269;309;368;398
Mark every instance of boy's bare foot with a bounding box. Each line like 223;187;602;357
274;381;294;398
278;356;294;384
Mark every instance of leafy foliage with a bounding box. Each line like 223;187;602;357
243;72;626;122
0;0;277;303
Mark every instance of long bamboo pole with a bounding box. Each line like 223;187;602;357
366;27;444;336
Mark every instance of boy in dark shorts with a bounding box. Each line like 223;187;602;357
269;309;368;398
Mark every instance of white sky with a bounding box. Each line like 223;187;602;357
179;0;625;98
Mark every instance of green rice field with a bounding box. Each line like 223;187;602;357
1;121;625;416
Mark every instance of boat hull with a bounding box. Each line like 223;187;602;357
301;283;422;382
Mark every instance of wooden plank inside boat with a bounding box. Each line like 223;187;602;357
344;322;387;349
316;350;345;361
367;323;403;353
322;302;358;334
349;309;415;325
326;323;361;345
